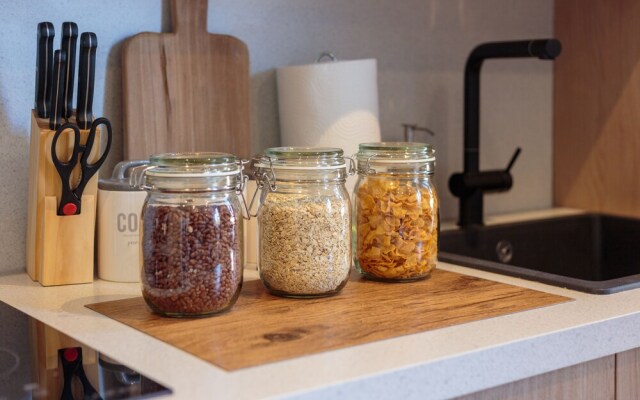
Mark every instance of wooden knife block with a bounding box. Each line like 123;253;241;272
26;110;100;286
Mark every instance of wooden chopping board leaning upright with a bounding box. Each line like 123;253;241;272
122;0;251;160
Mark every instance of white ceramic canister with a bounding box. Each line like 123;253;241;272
97;160;149;282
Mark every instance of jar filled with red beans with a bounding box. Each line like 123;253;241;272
132;153;247;317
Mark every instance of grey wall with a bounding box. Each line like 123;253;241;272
0;0;553;273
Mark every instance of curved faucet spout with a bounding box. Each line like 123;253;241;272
468;39;561;66
451;39;562;227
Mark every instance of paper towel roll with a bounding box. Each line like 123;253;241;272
276;58;381;163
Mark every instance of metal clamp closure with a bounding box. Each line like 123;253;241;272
345;156;356;176
248;156;276;218
248;180;263;218
364;154;378;175
236;159;251;220
255;156;277;192
128;165;156;190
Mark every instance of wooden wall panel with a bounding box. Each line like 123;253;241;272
554;0;640;217
457;355;615;400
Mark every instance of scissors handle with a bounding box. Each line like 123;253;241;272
59;347;102;400
74;117;112;199
51;118;112;216
51;123;81;215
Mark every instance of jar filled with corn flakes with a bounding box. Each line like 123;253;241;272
354;142;438;282
252;147;355;298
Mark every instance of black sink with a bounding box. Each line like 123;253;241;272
438;213;640;294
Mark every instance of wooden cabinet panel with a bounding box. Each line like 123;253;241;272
616;348;640;400
456;356;615;400
554;0;640;217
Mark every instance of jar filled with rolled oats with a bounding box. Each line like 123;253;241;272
131;152;248;317
354;142;438;282
252;147;354;298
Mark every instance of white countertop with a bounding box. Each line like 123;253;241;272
3;208;640;399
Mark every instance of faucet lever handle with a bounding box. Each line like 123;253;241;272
505;147;522;173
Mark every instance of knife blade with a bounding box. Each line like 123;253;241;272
49;50;67;130
34;22;54;118
61;22;78;120
76;32;97;130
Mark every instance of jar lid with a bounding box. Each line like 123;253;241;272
146;152;241;177
356;142;435;175
356;142;435;162
255;147;347;170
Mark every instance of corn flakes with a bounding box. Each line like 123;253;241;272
355;177;438;280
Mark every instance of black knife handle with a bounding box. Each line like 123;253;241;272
61;22;78;120
35;22;54;118
76;32;97;130
49;50;67;130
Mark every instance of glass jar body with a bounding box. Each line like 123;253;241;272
140;189;243;317
354;174;438;282
258;178;352;298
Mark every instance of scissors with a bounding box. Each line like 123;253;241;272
59;347;102;400
51;117;112;216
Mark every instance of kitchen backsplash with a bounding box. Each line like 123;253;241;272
0;0;553;273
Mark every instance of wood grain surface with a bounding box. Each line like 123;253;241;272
26;111;100;285
87;269;570;371
122;0;251;161
616;347;640;399
554;0;640;217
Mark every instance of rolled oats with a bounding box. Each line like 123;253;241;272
258;193;351;296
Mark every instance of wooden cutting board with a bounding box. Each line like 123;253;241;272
86;269;571;371
122;0;251;160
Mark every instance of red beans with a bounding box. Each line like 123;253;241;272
141;203;242;316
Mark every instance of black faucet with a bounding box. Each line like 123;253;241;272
448;39;562;227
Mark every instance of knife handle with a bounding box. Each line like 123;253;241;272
76;32;97;130
61;22;78;120
49;50;67;130
35;22;54;118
